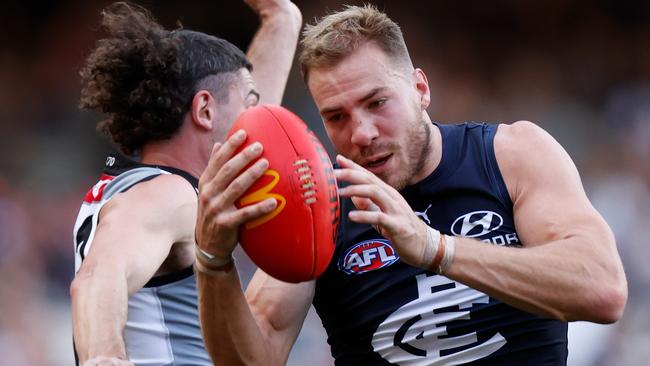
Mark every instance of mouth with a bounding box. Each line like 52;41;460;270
363;154;393;171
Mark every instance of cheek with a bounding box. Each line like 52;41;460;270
324;123;350;151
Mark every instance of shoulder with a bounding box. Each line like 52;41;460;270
493;121;580;200
494;120;557;153
100;173;198;234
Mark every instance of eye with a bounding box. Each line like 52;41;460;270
327;113;345;123
369;98;386;109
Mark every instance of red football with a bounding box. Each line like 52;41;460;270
227;105;339;283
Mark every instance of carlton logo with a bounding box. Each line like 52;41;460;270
338;239;399;275
451;210;503;237
238;169;286;229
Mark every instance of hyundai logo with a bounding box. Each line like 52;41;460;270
451;211;503;237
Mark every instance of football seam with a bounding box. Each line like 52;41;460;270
263;106;318;278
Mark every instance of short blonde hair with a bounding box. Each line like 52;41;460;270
299;4;412;82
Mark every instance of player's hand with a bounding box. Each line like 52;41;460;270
196;130;277;259
334;155;429;268
82;356;134;366
244;0;300;23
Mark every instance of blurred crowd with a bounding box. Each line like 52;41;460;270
0;0;648;365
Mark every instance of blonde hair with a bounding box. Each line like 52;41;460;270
299;4;412;82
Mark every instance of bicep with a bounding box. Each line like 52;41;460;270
495;121;613;249
245;269;315;363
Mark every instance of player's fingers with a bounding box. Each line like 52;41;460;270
350;196;378;212
338;184;393;212
219;157;269;206
202;129;247;183
347;209;396;232
226;198;278;227
335;157;388;189
209;141;264;194
336;155;383;178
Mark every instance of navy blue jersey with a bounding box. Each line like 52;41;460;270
313;123;567;365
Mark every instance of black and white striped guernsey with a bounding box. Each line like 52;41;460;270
72;153;211;366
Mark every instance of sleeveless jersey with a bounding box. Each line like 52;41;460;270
313;123;568;365
72;153;212;366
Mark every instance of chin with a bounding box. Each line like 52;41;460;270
382;174;408;191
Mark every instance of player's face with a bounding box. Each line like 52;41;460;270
308;42;432;190
212;68;260;143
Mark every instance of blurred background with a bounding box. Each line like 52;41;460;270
0;0;648;364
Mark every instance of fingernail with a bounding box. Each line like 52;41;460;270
251;142;262;152
258;158;268;168
236;129;246;139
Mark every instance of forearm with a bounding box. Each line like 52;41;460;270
445;235;626;323
246;4;302;105
197;265;278;366
71;269;129;362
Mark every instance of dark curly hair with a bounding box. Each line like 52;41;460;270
80;2;252;155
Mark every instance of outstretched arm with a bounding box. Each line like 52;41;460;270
334;121;627;323
245;0;302;105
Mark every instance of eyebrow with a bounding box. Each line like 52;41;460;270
319;87;385;115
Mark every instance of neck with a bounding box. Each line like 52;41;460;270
139;125;210;179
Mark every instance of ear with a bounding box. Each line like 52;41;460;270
190;90;216;131
413;68;431;111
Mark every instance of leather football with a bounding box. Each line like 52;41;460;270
227;105;339;283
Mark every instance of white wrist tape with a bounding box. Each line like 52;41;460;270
421;226;456;274
421;226;440;269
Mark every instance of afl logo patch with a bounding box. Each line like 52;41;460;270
339;239;399;275
451;210;503;237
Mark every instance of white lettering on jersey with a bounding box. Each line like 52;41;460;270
344;247;398;271
371;274;506;365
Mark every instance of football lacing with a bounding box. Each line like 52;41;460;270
293;159;317;204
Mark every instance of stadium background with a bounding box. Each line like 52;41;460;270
0;0;648;364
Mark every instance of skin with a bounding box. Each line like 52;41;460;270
70;1;302;365
195;38;627;365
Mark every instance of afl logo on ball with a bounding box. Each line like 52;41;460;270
339;239;399;275
451;210;503;237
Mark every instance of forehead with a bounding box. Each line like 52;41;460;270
307;43;406;107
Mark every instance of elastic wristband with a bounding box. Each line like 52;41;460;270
194;257;235;276
437;235;455;274
431;233;446;271
194;242;233;267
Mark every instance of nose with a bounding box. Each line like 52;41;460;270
350;116;379;147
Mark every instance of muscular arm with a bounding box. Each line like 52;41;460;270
196;131;314;365
244;0;302;105
70;175;196;362
445;121;627;323
197;269;314;365
335;121;627;324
